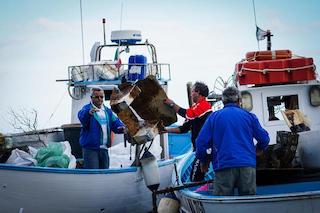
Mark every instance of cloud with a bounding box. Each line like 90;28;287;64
35;17;75;33
261;10;320;35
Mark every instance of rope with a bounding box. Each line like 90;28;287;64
238;64;315;76
246;51;292;62
43;90;68;128
68;84;83;100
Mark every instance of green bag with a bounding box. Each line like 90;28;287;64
35;143;70;168
40;154;70;168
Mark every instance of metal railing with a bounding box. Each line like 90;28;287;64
68;62;171;84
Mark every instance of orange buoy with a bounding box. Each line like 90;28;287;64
246;49;292;61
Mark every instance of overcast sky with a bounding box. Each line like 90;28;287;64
0;0;319;133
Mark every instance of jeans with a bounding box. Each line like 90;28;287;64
83;148;109;169
213;167;256;196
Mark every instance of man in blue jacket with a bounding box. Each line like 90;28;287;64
196;86;270;195
78;86;125;169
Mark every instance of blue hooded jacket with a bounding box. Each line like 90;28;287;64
196;103;270;171
78;103;124;150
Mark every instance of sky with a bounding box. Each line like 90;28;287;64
0;0;319;133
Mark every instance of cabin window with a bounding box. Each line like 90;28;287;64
241;91;253;111
267;95;299;121
309;85;320;107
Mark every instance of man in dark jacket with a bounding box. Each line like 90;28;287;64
196;86;270;195
78;86;125;169
164;82;212;181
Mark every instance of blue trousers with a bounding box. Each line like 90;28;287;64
83;148;109;169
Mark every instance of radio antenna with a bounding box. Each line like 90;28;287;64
120;2;124;30
252;0;260;50
102;18;106;45
80;0;85;63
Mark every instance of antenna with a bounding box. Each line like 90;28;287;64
80;0;85;64
102;18;106;45
120;2;124;30
117;3;124;49
252;0;260;50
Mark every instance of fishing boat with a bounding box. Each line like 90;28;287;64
173;30;320;212
0;26;183;213
175;152;320;213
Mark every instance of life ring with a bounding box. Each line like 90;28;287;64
246;49;292;61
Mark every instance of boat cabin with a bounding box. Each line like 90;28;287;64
65;30;173;161
239;82;320;144
67;30;171;124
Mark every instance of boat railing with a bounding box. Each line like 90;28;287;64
68;62;171;85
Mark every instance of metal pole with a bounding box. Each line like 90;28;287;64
174;163;180;185
135;144;140;166
102;18;106;45
152;190;158;213
156;179;214;195
79;0;85;64
187;82;193;107
266;30;273;51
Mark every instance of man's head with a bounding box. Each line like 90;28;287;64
191;82;209;103
222;86;240;104
90;86;104;108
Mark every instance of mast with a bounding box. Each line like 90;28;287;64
266;30;273;51
80;0;85;64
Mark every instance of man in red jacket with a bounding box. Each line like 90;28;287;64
164;82;212;181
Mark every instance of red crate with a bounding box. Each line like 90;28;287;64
288;58;315;82
236;62;267;85
236;57;315;85
263;59;289;83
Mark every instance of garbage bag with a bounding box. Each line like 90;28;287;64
39;154;70;168
35;142;70;168
6;148;37;166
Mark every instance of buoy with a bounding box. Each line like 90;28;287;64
158;193;180;213
140;150;160;191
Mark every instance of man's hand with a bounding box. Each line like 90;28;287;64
256;146;264;157
200;162;209;173
117;126;128;134
159;127;168;134
164;98;174;107
89;108;99;115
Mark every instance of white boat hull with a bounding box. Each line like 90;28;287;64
0;159;175;213
174;152;320;213
180;189;320;213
